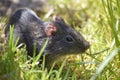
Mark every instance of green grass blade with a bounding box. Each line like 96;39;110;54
90;48;119;80
57;58;67;79
31;38;49;69
63;67;70;80
34;38;49;63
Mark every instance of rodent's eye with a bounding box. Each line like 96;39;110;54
65;35;74;42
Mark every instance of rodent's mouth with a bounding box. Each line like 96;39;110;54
80;48;89;53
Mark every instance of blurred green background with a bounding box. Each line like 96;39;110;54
0;0;120;80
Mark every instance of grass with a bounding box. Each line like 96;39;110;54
0;0;120;80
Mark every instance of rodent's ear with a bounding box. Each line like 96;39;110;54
45;22;57;37
53;15;65;24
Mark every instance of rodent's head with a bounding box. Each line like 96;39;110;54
43;16;90;59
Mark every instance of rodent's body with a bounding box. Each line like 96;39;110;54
5;8;90;66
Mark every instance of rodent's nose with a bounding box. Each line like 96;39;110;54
84;41;90;50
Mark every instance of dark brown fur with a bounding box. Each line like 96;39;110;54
5;8;90;66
